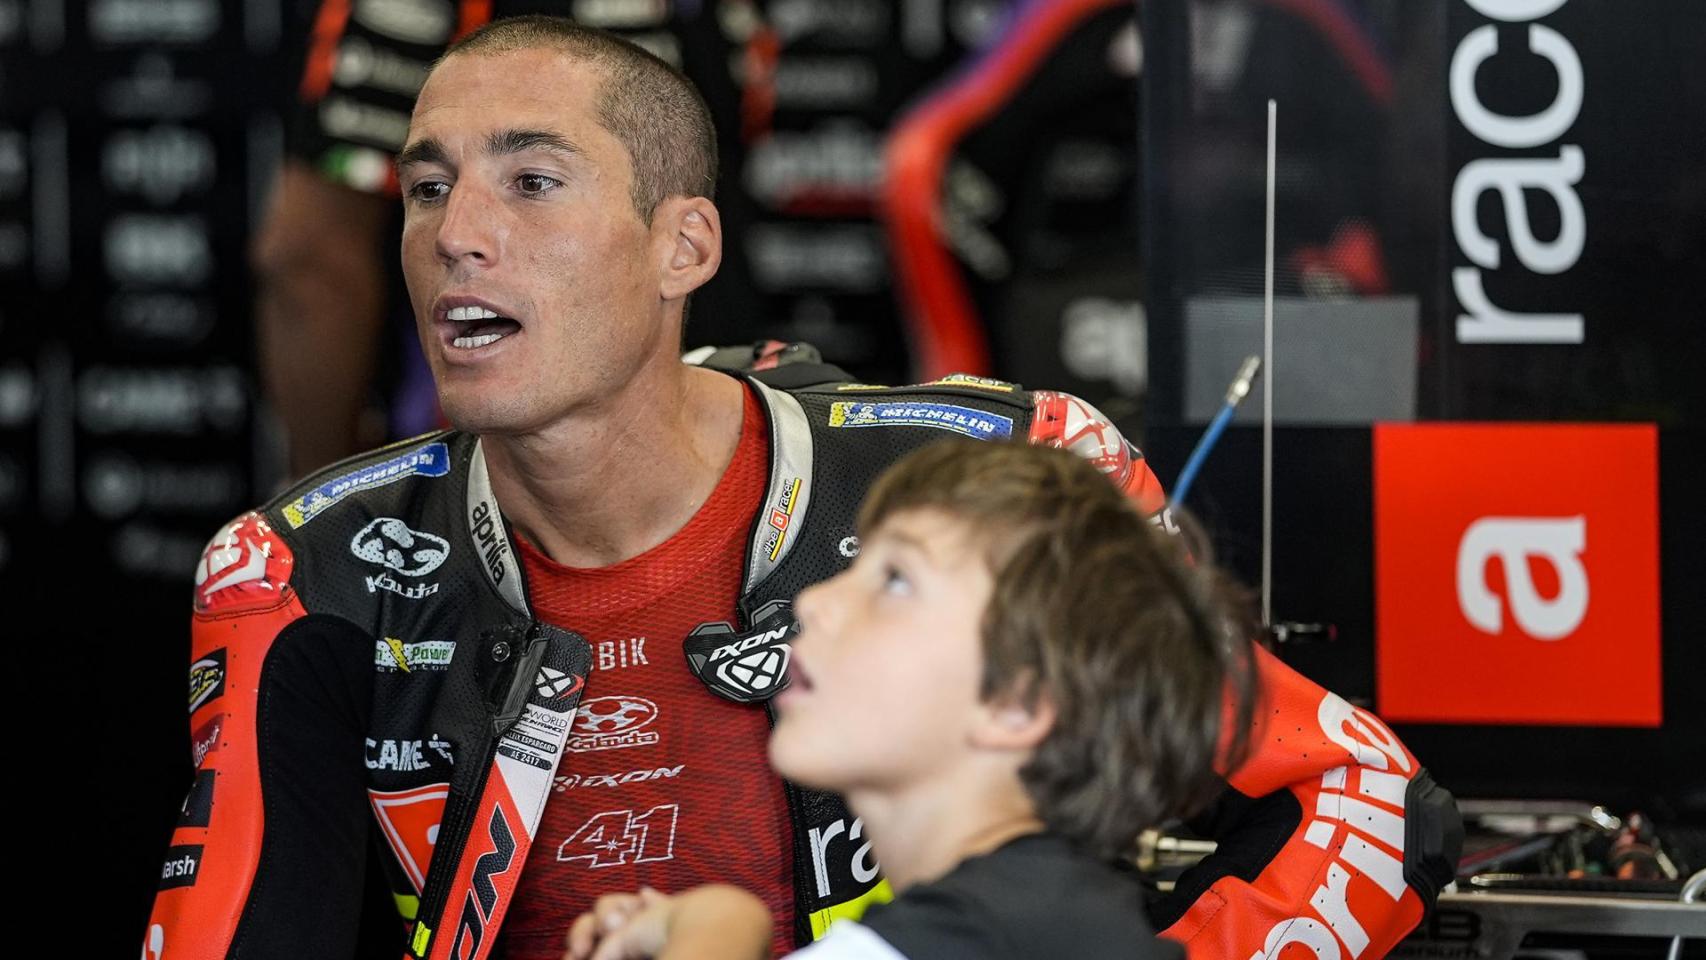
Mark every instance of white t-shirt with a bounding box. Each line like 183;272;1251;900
792;921;909;960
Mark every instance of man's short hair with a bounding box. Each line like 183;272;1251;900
445;15;718;222
858;440;1258;860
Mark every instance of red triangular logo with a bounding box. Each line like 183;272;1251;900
368;783;449;893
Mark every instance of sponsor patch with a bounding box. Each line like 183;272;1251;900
190;712;223;767
554;764;685;792
366;736;451;772
159;844;203;889
369;783;450;895
827;401;1012;441
929;373;1017;392
350;517;449;576
594;637;649;672
374;638;455;672
188;648;226;713
685;600;797;703
365;574;438;600
282;442;450;528
567;696;661;753
761;477;803;562
535;665;585;702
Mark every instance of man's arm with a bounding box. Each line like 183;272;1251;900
252;160;393;479
1026;390;1461;960
144;514;377;959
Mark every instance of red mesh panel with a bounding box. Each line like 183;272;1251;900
498;388;794;959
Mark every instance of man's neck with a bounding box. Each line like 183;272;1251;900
846;767;1045;894
481;361;748;568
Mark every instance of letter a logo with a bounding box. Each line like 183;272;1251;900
1374;423;1658;726
1456;516;1589;639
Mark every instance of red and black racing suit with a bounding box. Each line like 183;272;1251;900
146;367;1459;960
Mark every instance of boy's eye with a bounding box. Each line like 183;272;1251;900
881;564;912;596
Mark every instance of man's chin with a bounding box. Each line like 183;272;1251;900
438;396;539;437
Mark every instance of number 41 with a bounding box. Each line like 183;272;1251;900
557;804;680;868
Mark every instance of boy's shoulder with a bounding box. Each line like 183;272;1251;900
854;833;1181;960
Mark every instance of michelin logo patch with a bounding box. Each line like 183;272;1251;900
283;442;451;528
827;401;1013;441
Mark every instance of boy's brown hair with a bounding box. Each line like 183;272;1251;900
858;440;1257;859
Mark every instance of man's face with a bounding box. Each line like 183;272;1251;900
398;48;666;434
771;509;996;794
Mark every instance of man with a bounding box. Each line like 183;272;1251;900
149;17;1458;960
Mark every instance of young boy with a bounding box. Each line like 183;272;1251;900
564;440;1255;960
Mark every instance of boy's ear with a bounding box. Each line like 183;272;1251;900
971;687;1056;751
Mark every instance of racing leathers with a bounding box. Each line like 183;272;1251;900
147;367;1459;960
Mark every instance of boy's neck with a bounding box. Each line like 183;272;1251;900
847;774;1045;894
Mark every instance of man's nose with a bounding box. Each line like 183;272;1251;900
435;180;503;268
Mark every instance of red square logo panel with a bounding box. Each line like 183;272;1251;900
1373;423;1660;726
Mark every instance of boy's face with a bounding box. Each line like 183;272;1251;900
770;508;996;794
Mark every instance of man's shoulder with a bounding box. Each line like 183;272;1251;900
780;374;1037;442
782;375;1146;487
188;431;475;616
262;430;469;532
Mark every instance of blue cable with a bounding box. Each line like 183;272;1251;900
1171;402;1235;507
1170;356;1262;508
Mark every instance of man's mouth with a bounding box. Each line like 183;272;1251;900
446;305;522;349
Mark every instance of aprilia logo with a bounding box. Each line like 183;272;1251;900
807;817;880;900
1450;0;1587;344
1245;694;1414;960
1374;423;1658;726
1457;516;1588;638
471;500;510;585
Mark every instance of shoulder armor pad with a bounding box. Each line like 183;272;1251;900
193;512;295;615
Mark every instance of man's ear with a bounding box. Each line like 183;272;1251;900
656;196;722;301
970;686;1057;752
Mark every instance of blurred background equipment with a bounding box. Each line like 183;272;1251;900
3;0;1703;954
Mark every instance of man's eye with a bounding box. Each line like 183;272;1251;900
407;181;449;203
515;173;561;196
